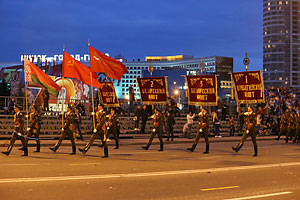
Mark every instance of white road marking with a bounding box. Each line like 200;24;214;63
0;164;40;166
224;191;292;200
1;162;300;183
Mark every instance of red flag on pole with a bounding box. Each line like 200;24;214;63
62;51;101;88
89;45;128;80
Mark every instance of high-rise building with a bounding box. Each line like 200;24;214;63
263;0;300;87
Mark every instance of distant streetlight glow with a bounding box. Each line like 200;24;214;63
174;90;179;95
173;81;176;85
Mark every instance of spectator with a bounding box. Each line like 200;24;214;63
8;97;15;114
129;85;135;113
229;116;235;136
134;105;142;131
42;88;50;111
185;112;195;139
140;105;148;134
74;108;83;140
212;112;221;137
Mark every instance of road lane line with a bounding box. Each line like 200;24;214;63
1;162;300;183
0;164;40;166
224;191;292;200
201;186;240;191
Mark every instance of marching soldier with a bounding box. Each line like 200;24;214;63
275;112;288;141
49;104;76;155
1;104;28;156
19;104;41;152
78;104;109;158
166;110;175;141
142;107;164;151
287;112;297;143
294;113;300;143
187;107;210;154
106;108;119;149
232;106;258;156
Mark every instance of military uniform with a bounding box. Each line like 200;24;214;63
50;111;76;154
106;113;119;149
294;114;300;143
276;113;288;141
2;110;28;156
142;112;164;151
166;112;175;141
187;111;210;153
232;112;258;156
79;109;108;157
20;110;40;152
287;113;297;143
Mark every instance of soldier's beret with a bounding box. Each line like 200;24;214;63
14;104;22;109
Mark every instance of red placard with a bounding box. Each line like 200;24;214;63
137;77;168;104
98;82;119;107
185;75;218;106
231;70;265;104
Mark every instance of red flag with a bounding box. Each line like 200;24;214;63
62;51;101;88
89;46;128;80
24;58;61;97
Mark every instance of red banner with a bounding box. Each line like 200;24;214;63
185;75;217;106
231;70;265;104
137;77;168;104
98;82;119;107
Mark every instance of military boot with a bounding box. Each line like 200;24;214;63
158;143;164;151
1;145;13;156
102;147;108;158
187;143;197;152
203;144;209;154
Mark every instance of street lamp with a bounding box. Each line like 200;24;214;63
173;81;177;85
174;90;179;95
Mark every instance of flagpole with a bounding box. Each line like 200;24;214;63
88;41;96;133
61;48;65;132
24;54;29;130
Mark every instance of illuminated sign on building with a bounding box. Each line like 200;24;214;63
20;53;110;63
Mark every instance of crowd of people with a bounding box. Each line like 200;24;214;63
2;86;300;158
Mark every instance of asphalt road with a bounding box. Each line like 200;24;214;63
1;140;300;200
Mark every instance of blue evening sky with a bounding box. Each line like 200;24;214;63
0;0;262;71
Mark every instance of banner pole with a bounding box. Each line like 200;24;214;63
61;48;65;132
90;72;96;132
23;55;29;129
88;41;96;133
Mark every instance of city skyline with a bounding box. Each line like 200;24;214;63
0;0;262;72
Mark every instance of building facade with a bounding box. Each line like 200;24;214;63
263;0;300;87
117;56;233;100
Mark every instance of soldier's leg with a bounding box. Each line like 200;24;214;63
19;130;32;150
33;129;40;152
157;130;164;151
1;131;18;155
187;129;202;152
20;135;28;156
142;130;156;150
112;129;119;149
79;132;99;154
250;132;258;156
170;125;174;141
50;132;67;152
232;131;248;152
203;131;209;154
66;129;76;154
166;125;170;141
102;139;109;158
